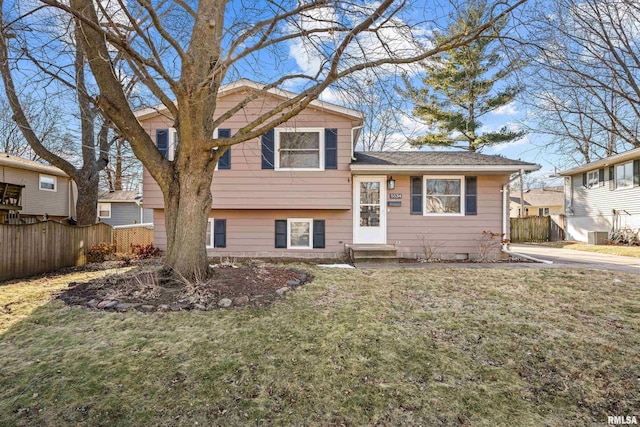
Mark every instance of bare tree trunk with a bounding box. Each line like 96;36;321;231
76;172;99;225
163;169;214;276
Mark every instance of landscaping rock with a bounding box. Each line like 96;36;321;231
157;304;170;312
232;295;249;306
299;273;308;282
194;304;207;311
170;302;192;311
86;299;99;308
276;287;289;296
140;305;156;312
286;279;301;287
218;298;232;308
97;300;117;309
115;303;137;312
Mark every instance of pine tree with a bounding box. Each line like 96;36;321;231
404;0;524;152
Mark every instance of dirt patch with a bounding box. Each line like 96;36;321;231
57;264;311;312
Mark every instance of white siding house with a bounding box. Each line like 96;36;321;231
560;147;640;241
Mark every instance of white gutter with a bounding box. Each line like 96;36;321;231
350;164;540;172
351;125;364;161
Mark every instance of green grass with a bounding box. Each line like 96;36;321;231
1;266;639;426
548;241;640;258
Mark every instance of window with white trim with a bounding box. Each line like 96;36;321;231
424;176;464;215
615;161;633;189
287;218;313;249
275;128;324;170
39;174;57;191
98;203;111;218
168;128;179;161
586;170;599;188
205;218;215;248
538;207;550;216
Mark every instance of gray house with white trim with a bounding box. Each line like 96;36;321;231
560;147;640;242
98;190;153;227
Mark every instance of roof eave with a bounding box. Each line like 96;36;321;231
134;79;365;122
559;147;640;176
350;164;540;173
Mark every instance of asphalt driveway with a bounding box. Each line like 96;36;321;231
510;243;640;275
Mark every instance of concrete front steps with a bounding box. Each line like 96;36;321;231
349;244;399;265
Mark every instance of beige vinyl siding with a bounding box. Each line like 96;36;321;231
141;91;357;210
153;208;352;258
0;165;71;216
386;175;508;258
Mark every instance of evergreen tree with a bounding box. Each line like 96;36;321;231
404;0;524;152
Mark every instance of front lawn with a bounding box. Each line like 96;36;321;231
549;241;640;258
1;265;639;425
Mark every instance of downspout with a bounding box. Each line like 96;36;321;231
351;125;364;161
501;169;553;264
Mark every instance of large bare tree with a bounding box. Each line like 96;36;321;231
3;0;526;278
522;0;640;165
0;9;113;225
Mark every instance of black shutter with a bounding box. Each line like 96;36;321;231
156;129;169;158
313;220;325;248
634;159;640;186
609;166;615;190
325;129;338;169
262;129;275;169
213;219;226;248
598;168;605;186
465;176;478;215
410;176;423;215
275;220;287;248
217;129;231;170
582;173;587;187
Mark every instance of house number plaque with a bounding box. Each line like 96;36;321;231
389;193;402;199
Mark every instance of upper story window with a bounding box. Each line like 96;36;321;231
424;176;464;216
615;161;633;189
586;170;599;188
39;174;57;192
274;128;324;170
98;203;111;219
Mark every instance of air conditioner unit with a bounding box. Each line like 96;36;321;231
587;231;609;245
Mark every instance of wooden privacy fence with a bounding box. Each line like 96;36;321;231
113;223;154;253
510;215;566;243
0;221;112;282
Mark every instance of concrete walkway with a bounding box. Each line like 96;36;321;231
356;244;640;275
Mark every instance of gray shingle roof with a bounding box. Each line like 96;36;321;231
98;190;141;202
353;151;537;167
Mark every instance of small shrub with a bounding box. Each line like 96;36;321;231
418;232;443;262
476;231;508;262
87;243;116;263
131;244;161;259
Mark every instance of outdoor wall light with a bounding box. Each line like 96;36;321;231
387;176;396;190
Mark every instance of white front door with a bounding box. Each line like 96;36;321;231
353;176;386;244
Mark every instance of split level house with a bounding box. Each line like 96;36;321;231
98;190;153;227
560;147;640;242
0;153;75;224
138;80;539;260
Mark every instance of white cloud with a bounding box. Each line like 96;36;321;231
492;102;518;116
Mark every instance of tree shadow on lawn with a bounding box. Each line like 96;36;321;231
0;266;639;426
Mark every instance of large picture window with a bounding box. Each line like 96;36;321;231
275;128;324;170
424;176;464;215
615;162;633;189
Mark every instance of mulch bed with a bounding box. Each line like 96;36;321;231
57;264;311;312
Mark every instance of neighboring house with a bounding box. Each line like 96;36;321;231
509;186;564;218
560;147;640;242
138;79;539;260
0;153;75;224
98;190;153;227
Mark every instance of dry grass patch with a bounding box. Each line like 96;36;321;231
0;266;639;426
550;241;640;258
